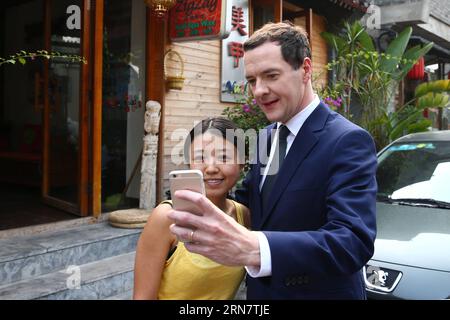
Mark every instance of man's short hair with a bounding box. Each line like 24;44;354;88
243;21;311;70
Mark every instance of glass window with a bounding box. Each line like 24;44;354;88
47;0;82;203
102;0;146;211
253;2;274;32
377;141;450;203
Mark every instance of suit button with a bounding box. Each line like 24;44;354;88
297;276;303;285
304;276;310;284
284;277;291;286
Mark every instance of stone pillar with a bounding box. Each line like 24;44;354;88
140;100;161;209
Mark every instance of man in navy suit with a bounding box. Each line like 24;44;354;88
169;21;377;299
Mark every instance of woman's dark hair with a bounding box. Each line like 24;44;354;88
183;117;243;164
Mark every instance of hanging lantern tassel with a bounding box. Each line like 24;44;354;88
407;57;425;80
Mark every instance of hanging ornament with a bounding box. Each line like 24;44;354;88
407;57;425;80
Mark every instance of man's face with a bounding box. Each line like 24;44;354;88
244;41;311;124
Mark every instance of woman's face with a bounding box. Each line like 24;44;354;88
189;132;241;201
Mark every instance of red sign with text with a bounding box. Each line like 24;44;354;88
169;0;229;41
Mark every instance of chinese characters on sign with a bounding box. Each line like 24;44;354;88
231;5;247;36
221;0;249;102
169;0;229;41
227;5;247;68
228;41;244;68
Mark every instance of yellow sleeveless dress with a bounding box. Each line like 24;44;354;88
157;200;246;300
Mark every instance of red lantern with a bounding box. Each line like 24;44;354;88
407;57;425;80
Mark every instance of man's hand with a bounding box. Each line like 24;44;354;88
168;190;261;267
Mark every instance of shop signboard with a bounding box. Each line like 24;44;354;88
169;0;230;41
220;0;249;102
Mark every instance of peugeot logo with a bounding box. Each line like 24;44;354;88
366;265;388;286
364;265;402;293
374;269;389;286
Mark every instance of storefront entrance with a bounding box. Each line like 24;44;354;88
1;0;151;230
0;0;90;229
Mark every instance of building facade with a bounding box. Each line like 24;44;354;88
0;0;370;229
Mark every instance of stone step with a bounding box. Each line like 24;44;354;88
0;252;135;300
0;222;141;286
105;289;133;300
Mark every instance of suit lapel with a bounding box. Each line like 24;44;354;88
255;123;276;191
257;103;331;229
252;124;275;224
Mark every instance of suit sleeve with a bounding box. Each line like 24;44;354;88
266;128;377;279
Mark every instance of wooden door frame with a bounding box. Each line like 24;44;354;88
146;10;168;204
79;0;91;216
41;0;91;216
90;2;168;211
284;8;313;52
91;0;103;217
42;0;50;200
249;0;282;34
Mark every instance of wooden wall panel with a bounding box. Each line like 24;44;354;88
161;40;233;197
294;13;328;90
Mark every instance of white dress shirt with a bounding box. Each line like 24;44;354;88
246;95;321;277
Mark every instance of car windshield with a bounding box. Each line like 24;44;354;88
377;141;450;205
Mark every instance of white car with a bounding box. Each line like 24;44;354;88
365;130;450;300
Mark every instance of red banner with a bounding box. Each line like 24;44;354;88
169;0;228;41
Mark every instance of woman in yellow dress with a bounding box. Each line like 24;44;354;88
133;117;250;299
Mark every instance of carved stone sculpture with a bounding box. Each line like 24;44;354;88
140;100;161;210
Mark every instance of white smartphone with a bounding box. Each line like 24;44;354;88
169;169;205;216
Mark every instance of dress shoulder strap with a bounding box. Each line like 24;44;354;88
231;200;245;226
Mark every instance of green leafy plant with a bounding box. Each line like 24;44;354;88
315;85;345;114
222;95;269;132
0;50;87;66
321;21;433;150
386;79;450;141
222;86;270;177
222;82;270;131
